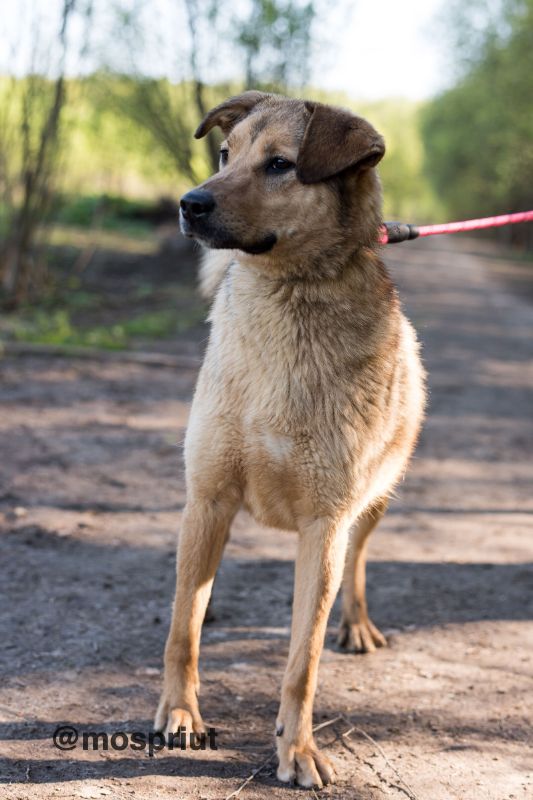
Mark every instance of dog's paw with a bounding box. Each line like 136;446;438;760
277;740;335;788
337;615;387;654
154;698;205;740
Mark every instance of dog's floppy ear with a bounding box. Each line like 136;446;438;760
296;102;385;184
194;91;269;139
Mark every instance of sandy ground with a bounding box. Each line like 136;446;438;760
1;236;532;800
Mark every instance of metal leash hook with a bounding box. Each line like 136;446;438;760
380;222;419;244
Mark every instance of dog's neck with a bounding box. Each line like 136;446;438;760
210;245;400;415
224;244;399;352
236;243;395;306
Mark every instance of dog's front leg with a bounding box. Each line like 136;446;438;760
155;495;238;738
276;516;351;788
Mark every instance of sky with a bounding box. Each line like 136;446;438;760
0;0;448;101
314;0;447;100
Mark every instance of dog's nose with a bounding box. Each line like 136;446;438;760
180;189;216;219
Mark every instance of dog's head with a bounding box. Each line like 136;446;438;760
180;92;385;262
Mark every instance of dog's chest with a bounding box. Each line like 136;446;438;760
236;366;364;526
201;266;406;525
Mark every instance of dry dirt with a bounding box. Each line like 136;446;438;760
1;236;532;800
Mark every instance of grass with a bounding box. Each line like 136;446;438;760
50;194;152;227
48;224;158;255
0;196;205;351
6;306;205;350
0;189;209;350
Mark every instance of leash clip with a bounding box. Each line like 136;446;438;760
383;222;420;244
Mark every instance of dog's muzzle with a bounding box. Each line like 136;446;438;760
179;187;277;255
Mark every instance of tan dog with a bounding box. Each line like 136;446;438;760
155;91;426;788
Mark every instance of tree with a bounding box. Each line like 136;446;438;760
101;0;319;177
0;1;91;303
421;0;533;242
237;0;315;90
89;73;206;181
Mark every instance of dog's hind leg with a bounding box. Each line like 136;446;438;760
337;499;387;654
155;491;239;737
276;515;351;788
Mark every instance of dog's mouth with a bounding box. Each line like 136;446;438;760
180;210;277;255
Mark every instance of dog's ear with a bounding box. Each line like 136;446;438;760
194;91;269;139
296;102;385;184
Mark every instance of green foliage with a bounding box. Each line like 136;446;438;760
60;75;200;198
421;0;533;220
300;88;441;220
13;308;131;349
50;193;153;234
1;72;441;249
237;0;315;88
9;307;205;350
356;99;442;221
1;74;437;222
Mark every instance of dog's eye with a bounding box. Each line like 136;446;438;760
266;157;294;174
219;149;229;167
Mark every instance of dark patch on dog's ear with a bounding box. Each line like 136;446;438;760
296;101;385;184
194;91;270;139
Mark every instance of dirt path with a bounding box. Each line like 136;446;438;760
1;237;532;800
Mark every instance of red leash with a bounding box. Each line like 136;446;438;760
381;210;533;244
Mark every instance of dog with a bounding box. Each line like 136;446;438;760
155;91;426;788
